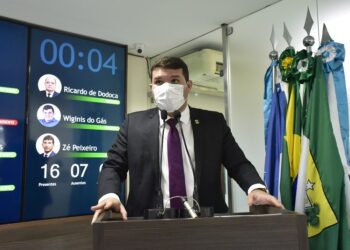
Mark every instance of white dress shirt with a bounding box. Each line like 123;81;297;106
159;106;195;207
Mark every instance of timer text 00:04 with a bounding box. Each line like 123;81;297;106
40;39;118;75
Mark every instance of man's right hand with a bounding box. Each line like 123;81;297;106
90;197;128;224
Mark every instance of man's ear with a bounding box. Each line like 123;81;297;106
187;80;193;89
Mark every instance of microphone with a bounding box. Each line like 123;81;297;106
160;109;168;120
173;110;199;204
181;197;198;218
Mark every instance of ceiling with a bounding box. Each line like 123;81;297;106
0;0;281;58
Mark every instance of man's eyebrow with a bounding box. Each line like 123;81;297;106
153;74;181;80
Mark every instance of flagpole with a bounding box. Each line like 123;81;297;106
269;51;278;88
221;23;234;213
269;25;278;89
295;7;315;213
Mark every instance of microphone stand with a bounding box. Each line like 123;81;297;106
157;109;167;211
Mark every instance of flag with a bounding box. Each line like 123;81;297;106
279;48;303;210
264;79;287;198
295;49;314;127
318;42;350;165
292;49;315;213
301;55;350;249
318;41;350;228
263;61;275;146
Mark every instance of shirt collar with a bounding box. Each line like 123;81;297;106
159;105;191;127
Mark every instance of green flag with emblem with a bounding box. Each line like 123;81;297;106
303;55;350;249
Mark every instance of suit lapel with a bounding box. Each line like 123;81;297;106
145;109;161;193
189;107;203;191
146;108;160;167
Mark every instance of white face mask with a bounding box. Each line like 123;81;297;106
153;82;185;112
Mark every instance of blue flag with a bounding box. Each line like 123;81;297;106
264;64;287;198
263;61;275;146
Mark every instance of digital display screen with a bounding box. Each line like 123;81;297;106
0;20;28;224
0;18;126;223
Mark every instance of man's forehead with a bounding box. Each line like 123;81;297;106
45;77;55;83
152;68;184;78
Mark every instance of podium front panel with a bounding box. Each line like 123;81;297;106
93;212;308;250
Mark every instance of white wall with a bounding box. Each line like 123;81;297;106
126;55;149;113
228;0;350;212
188;93;224;114
318;0;350;94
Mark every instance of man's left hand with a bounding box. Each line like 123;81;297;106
247;189;283;208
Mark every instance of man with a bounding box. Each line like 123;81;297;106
41;75;60;98
91;57;282;221
41;135;56;158
38;104;59;127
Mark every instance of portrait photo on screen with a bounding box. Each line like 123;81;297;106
38;74;62;98
36;133;60;158
37;103;61;127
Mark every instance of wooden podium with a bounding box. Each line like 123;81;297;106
92;207;308;250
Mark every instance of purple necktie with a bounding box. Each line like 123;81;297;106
167;118;186;208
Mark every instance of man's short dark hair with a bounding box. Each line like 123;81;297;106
150;57;189;81
42;104;54;112
42;135;54;144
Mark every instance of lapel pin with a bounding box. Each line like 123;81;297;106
194;119;200;124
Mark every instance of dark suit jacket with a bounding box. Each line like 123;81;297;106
41;151;56;158
41;90;59;98
98;107;264;216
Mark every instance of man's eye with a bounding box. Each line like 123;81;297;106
171;79;180;84
154;80;164;85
